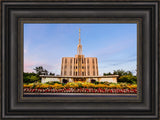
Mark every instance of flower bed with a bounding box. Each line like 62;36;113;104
23;88;137;94
23;82;137;89
23;82;137;94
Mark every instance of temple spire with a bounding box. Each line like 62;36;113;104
79;28;81;44
77;28;82;55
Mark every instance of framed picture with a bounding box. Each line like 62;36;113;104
1;0;159;119
23;23;138;98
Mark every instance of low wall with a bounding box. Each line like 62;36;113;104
41;77;61;83
99;78;117;83
41;76;118;84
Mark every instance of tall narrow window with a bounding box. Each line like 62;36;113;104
93;71;95;75
82;72;84;76
76;59;77;64
65;58;67;63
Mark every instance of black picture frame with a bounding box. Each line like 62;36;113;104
1;0;159;119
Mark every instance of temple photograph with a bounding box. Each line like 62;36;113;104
23;23;137;96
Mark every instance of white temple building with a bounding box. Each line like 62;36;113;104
40;29;118;83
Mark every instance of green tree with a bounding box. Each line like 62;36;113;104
113;69;126;76
34;66;44;75
30;75;39;82
103;69;136;84
103;72;112;76
49;72;55;75
34;66;48;75
119;75;137;84
126;71;133;76
42;69;48;75
23;72;41;83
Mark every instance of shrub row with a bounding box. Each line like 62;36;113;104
23;82;137;89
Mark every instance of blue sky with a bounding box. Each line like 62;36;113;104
24;23;137;75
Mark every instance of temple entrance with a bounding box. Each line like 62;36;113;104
62;79;68;84
74;78;86;82
91;79;96;83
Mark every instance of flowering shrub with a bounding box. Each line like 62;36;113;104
53;83;64;89
23;82;137;94
23;82;137;90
